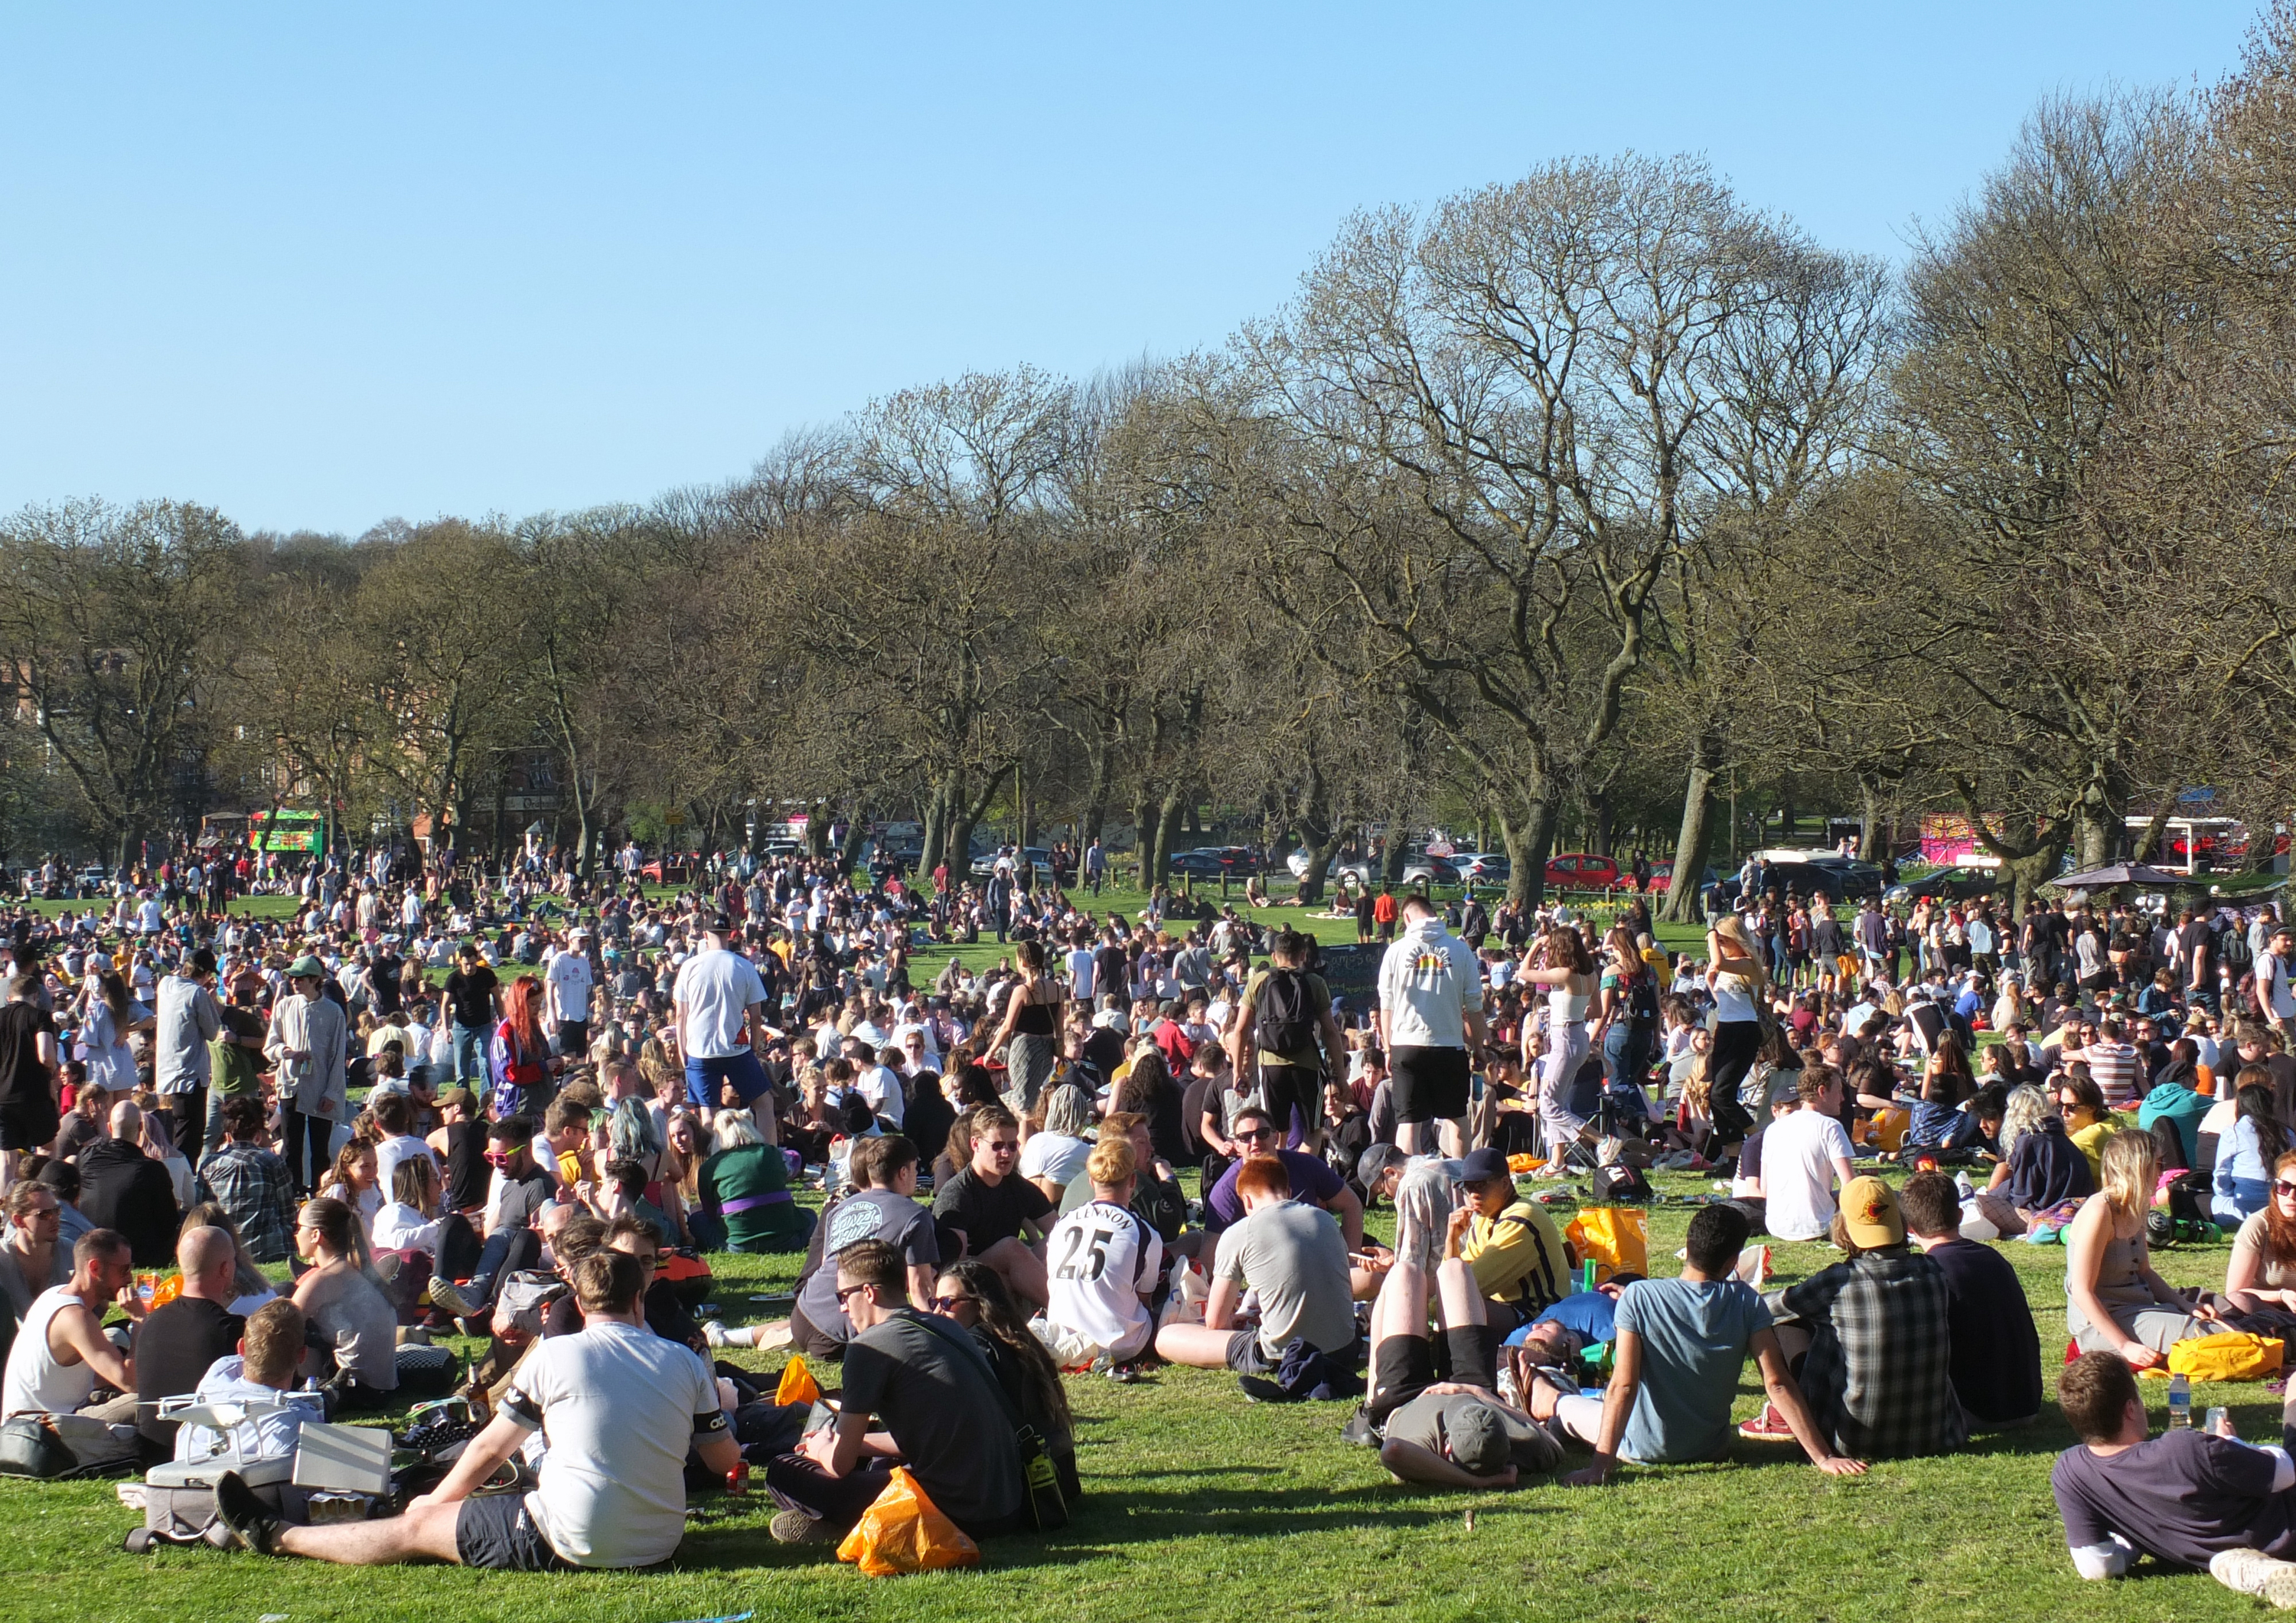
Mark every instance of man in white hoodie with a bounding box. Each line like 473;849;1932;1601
1377;895;1486;1158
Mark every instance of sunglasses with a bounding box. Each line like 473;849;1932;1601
1238;1125;1278;1141
483;1151;514;1166
931;1295;974;1311
984;1141;1019;1155
2276;1181;2296;1200
833;1283;874;1305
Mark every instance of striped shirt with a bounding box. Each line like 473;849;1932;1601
2086;1041;2142;1109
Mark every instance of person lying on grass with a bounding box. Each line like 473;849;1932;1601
1366;1203;1559;1488
212;1250;734;1571
1556;1203;1862;1485
2052;1347;2296;1606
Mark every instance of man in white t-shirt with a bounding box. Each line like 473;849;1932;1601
671;913;773;1131
1038;1138;1164;1366
214;1249;735;1570
1376;896;1487;1158
545;930;595;1057
1755;1067;1857;1243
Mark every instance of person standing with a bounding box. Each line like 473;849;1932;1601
154;949;223;1162
545;928;595;1060
671;913;774;1134
265;955;347;1197
1377;895;1486;1159
2258;926;2296;1048
439;943;499;1086
1228;930;1344;1156
1084;838;1106;897
0;974;58;1194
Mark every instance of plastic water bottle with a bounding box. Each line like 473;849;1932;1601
2168;1372;2193;1429
1954;1171;1975;1200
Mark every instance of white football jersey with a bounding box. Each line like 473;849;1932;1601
1045;1200;1163;1359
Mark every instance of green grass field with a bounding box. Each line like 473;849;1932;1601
0;1177;2280;1623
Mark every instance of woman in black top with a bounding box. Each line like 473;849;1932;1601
987;940;1064;1113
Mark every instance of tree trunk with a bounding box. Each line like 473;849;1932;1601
2130;798;2176;865
840;812;867;867
945;766;1007;887
1658;746;1718;926
1590;789;1615;860
1498;798;1557;907
1857;777;1883;862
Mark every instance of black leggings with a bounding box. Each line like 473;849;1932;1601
1708;1020;1763;1145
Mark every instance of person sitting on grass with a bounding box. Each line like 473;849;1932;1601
1898;1171;2042;1429
1741;1176;1965;1458
1453;1145;1570;1334
173;1300;319;1465
1358;1200;1557;1487
0;1226;141;1423
2223;1149;2296;1337
762;1237;1026;1546
697;1107;814;1254
1156;1153;1358;1380
1557;1204;1861;1484
1971;1085;2095;1238
930;1104;1053;1311
1205;1105;1365;1249
780;1134;939;1358
2050;1347;2296;1605
1035;1136;1163;1368
2066;1128;2216;1365
214;1251;735;1571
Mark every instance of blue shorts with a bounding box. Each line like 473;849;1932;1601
686;1049;770;1109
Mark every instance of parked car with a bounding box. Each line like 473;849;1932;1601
1885;865;1999;906
1544;852;1622;891
1642;860;1718;895
1456;852;1512;883
970;846;1054;879
1169;845;1261;879
1707;854;1886;911
640;855;693;885
1401;854;1462;885
74;864;110;899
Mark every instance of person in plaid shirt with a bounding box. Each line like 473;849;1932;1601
1740;1175;1966;1458
195;1096;298;1263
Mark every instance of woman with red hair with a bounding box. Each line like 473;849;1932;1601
488;975;553;1118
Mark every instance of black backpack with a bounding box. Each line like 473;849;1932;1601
1626;967;1659;1027
1255;968;1314;1053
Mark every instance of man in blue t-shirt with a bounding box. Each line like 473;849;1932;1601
1556;1205;1864;1484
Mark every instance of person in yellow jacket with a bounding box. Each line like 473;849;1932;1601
1455;1147;1570;1334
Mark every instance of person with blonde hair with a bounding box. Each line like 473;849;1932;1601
1702;911;1769;1163
696;1106;811;1254
1035;1136;1163;1366
2065;1129;2215;1364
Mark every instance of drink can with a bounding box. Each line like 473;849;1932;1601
725;1461;748;1495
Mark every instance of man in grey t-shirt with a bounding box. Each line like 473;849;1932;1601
1155;1156;1354;1374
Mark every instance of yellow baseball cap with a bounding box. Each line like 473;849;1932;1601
1841;1175;1905;1249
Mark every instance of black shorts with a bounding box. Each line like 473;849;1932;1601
0;1102;58;1153
555;1020;589;1056
1225;1330;1279;1375
455;1493;569;1571
1256;1063;1322;1136
1389;1046;1470;1125
1369;1324;1499;1422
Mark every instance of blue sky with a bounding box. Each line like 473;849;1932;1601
0;2;2263;535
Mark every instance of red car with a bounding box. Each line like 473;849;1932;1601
641;855;694;885
1544;852;1621;891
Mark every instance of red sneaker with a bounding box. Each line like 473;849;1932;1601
1737;1402;1798;1442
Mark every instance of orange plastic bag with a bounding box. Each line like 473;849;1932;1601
1506;1153;1542;1175
836;1465;981;1577
775;1354;821;1408
1564;1207;1649;1283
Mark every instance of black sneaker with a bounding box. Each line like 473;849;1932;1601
1238;1376;1296;1404
211;1471;282;1556
1339;1405;1380;1447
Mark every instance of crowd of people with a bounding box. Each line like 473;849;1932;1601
5;839;2296;1598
